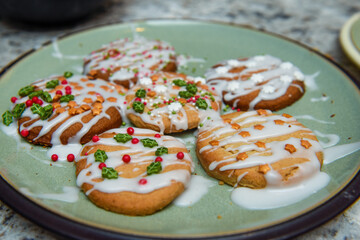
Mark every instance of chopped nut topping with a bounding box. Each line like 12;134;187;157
58;76;66;82
68;108;77;115
209;140;220;146
231;123;241;130
80;78;88;82
151;75;159;81
69;82;79;86
256;109;268;115
282;113;293;118
223;118;232;124
52;95;62;102
236;152;248;161
67;101;77;108
55;107;66;114
274;119;285;125
100;85;110;91
83;98;93;104
255;141;266;148
254;124;264;130
54;85;64;91
52;102;61;109
106;97;117;102
300;140;312;149
178;98;187;104
93;102;103;109
88;91;96;95
89;69;97;76
96;95;105;103
147;91;156;97
238;131;250;137
285;144;296;153
258;164;271;174
218;181;224;185
92;107;102;115
75;108;85;114
74;86;83;91
80;104;91;111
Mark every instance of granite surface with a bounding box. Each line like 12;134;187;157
0;0;359;239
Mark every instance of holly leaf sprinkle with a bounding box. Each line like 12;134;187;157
94;149;108;163
18;85;35;97
114;133;133;143
12;103;26;119
28;90;44;99
30;103;44;115
135;88;146;98
140;138;158;148
2;111;13;126
173;79;187;87
186;84;198;94
60;94;75;103
132;101;145;113
195;98;208;110
178;91;194;99
46;79;59;89
147;161;162;175
30;104;53;120
42;105;53;120
155;147;168;156
102;167;118;179
64;71;73;78
41;91;53;103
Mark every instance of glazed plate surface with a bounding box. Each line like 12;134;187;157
0;20;359;239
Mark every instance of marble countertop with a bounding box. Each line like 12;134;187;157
0;0;359;239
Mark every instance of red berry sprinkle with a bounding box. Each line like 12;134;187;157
10;97;17;103
67;154;75;162
32;96;39;102
92;135;100;142
131;138;139;144
51;154;58;162
65;90;72;95
26;100;33;107
177;152;185;159
127;127;134;135
20;129;29;137
155;157;163;162
61;80;68;84
56;90;63;95
65;86;72;91
135;97;142;102
154;133;161;138
98;162;106;169
36;99;43;105
122;154;131;163
139;178;147;185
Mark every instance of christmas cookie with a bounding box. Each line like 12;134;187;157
205;55;306;111
75;127;193;216
196;110;323;189
124;72;222;134
83;36;177;88
3;73;127;147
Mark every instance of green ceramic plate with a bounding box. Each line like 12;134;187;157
340;13;360;68
0;19;360;239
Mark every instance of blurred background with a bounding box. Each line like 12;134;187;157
0;0;359;239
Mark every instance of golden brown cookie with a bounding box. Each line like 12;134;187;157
196;110;323;189
124;72;222;134
83;37;177;88
205;55;306;111
75;127;193;216
10;73;127;147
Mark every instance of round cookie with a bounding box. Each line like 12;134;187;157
205;55;306;111
75;127;194;216
10;73;127;147
124;72;222;134
196;110;323;189
84;36;177;88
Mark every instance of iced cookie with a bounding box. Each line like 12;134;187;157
205;55;306;111
75;127;193;216
3;73;127;147
196;110;323;189
124;72;222;134
83;36;177;88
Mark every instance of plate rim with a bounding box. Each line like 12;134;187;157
340;13;360;69
0;18;359;240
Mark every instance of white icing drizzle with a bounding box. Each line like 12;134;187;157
197;110;323;187
76;128;194;195
20;186;79;203
205;55;306;110
311;96;330;102
124;72;221;133
51;38;85;60
294;115;335;125
323;141;360;164
314;130;340;148
231;172;330;209
173;175;215;207
83;36;177;86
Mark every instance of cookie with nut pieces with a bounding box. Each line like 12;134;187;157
196;109;324;189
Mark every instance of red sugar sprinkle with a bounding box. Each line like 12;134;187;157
135;97;141;102
177;152;185;159
20;129;29;137
122;154;131;163
84;152;88;156
155;157;163;162
98;162;106;169
127;127;134;135
10;97;17;103
65;86;72;91
237;109;240;112
139;178;147;185
92;135;100;142
51;154;58;162
67;154;75;162
123;101;127;104
36;99;43;105
131;138;139;144
143;102;147;105
32;96;39;102
25;100;33;107
211;87;215;90
154;133;161;138
61;80;68;85
56;90;63;96
232;107;235;110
